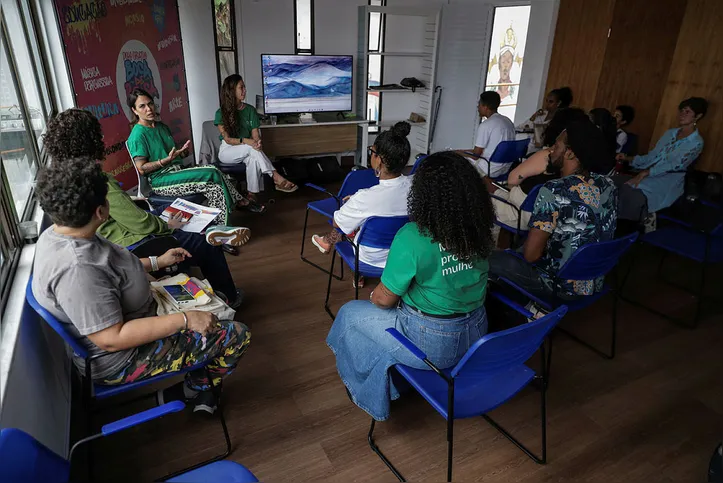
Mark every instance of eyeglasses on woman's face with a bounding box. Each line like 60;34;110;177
367;146;379;157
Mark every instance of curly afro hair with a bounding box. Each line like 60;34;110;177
36;157;108;228
43;109;105;161
408;151;495;261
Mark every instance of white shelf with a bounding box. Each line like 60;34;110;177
378;120;426;127
366;52;431;57
366;87;427;93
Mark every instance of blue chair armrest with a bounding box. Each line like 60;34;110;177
489;290;534;319
305;183;337;198
386;328;427;361
102;401;185;436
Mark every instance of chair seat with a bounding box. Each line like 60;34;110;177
308;197;340;219
167;460;258;483
215;163;247;176
497;275;610;312
336;241;384;278
394;364;535;419
93;361;209;400
642;226;723;263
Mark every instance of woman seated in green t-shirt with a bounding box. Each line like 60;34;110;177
127;88;260;225
326;151;496;421
215;74;297;198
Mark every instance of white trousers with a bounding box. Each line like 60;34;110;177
218;141;275;193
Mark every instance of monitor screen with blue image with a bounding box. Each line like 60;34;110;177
261;54;353;114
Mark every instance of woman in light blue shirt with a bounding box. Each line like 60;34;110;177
614;97;707;222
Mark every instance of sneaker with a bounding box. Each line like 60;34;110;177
156;381;196;406
643;213;657;233
311;234;331;254
205;226;251;247
192;390;218;415
216;289;244;309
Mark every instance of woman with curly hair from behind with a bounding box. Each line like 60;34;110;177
326;151;495;421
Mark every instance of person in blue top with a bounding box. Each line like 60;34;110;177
614;97;707;223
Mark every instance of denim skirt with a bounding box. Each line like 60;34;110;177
326;300;487;421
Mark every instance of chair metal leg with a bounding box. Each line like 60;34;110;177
300;208;344;280
324;251;337;320
368;419;405;482
556;291;617;360
446;383;455;482
158;371;231;481
619;247;702;329
482;342;547;465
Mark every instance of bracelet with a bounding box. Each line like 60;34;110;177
181;312;188;331
149;256;159;272
369;291;374;302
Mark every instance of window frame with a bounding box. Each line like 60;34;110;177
0;0;57;314
366;0;386;125
211;0;240;90
294;0;315;55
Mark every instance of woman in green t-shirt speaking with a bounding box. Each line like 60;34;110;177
215;74;297;198
326;151;496;421
127;88;254;226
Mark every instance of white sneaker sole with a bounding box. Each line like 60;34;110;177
311;236;330;254
206;227;251;247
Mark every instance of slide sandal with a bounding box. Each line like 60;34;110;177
275;180;298;193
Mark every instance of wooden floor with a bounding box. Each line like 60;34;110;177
94;184;723;482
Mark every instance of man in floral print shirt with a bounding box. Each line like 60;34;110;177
489;119;617;299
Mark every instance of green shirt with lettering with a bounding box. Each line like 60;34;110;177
381;223;488;316
214;104;260;140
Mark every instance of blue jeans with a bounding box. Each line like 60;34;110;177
326;300;487;421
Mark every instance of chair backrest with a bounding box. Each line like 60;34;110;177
489;139;529;165
26;277;89;359
556;232;638;281
356;216;410;249
452;305;568;378
338;169;379;199
409;154;428;175
125;142;153;198
0;428;70;483
520;184;543;212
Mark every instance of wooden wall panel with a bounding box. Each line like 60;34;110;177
545;0;615;110
593;0;687;152
651;0;723;172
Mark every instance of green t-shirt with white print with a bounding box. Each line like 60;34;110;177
381;223;488;316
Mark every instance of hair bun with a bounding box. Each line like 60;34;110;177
391;121;411;138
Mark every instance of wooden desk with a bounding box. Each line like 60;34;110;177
260;117;370;166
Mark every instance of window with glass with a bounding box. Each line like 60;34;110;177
0;0;56;312
212;0;239;88
483;5;531;122
295;0;314;54
367;0;386;124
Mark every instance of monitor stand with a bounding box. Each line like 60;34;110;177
298;113;316;124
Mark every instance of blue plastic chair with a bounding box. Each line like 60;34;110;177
491;232;638;362
25;279;232;480
620;201;723;328
324;215;409;318
301;169;379;277
466;139;529;181
409;154;428;174
0;402;258;483
491;184;543;243
367;305;568;482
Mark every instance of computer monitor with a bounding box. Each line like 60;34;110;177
261;54;353;114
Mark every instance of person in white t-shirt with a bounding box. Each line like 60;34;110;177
457;91;515;179
312;121;413;287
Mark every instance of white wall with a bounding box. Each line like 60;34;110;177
178;0;220;161
36;0;74;110
238;0;295;102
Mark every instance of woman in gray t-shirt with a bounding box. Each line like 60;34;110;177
32;158;251;414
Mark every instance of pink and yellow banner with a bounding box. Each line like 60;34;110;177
54;0;192;189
